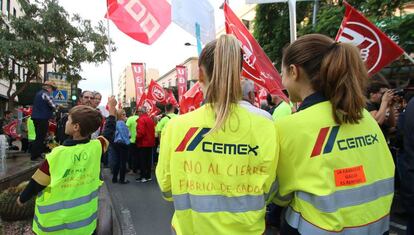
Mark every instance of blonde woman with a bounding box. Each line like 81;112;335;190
156;35;278;235
112;109;130;184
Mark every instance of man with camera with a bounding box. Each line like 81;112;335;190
366;81;398;140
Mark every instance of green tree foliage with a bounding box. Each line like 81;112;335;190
253;2;311;69
254;0;413;70
0;0;115;107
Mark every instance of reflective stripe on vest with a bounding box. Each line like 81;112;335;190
37;189;99;214
173;194;264;213
265;180;279;201
297;177;394;213
285;207;389;235
34;211;97;233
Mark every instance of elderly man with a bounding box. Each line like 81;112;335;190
92;91;102;109
239;78;272;120
80;90;95;107
31;81;58;161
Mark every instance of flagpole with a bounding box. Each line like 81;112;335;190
106;8;114;96
288;0;297;43
404;52;414;65
195;22;203;56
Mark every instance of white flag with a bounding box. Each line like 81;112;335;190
172;0;216;44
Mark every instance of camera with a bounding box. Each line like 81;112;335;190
394;88;405;97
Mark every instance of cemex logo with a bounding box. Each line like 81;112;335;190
310;126;379;157
175;127;259;156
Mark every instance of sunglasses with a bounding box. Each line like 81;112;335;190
83;96;94;99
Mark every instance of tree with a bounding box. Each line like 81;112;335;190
0;0;115;109
253;2;311;70
299;1;412;41
254;0;413;70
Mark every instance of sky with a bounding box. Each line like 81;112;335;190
57;0;250;104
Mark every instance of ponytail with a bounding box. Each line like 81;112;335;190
199;35;243;133
283;34;367;124
320;42;367;124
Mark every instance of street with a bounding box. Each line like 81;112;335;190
102;168;174;235
102;168;407;235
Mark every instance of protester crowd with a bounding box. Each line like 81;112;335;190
6;33;412;235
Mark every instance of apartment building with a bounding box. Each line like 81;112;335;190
156;57;199;89
118;65;159;107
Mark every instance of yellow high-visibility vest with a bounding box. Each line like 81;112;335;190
28;117;36;141
274;101;394;234
33;140;102;235
271;101;292;121
156;104;278;235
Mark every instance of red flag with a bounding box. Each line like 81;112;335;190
148;106;161;118
147;80;167;104
254;85;268;108
106;0;171;45
224;3;287;101
3;120;19;139
137;92;146;108
131;63;145;104
166;89;178;107
176;65;188;102
48;120;57;134
335;1;404;76
22;107;32;116
179;82;204;114
137;93;160;118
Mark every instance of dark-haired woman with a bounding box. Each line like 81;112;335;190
273;34;394;235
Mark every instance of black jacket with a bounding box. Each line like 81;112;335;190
402;97;414;215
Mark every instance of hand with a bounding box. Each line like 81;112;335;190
107;96;117;116
107;96;117;108
16;196;24;207
381;90;395;106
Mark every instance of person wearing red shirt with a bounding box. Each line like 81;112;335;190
136;106;155;182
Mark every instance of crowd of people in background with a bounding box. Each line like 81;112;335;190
0;34;411;235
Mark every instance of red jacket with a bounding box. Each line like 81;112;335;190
136;113;155;147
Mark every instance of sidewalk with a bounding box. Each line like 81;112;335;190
0;152;40;191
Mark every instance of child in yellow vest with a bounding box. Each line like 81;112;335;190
17;96;118;235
